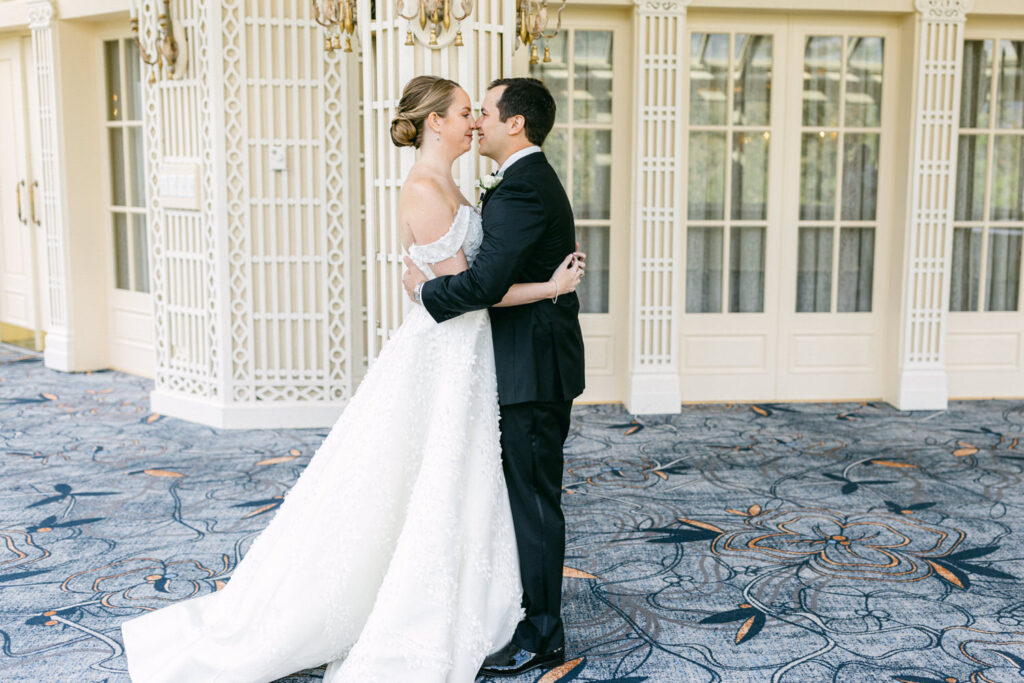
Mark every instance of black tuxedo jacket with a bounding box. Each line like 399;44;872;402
421;152;585;406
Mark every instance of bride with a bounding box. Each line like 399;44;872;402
119;75;584;683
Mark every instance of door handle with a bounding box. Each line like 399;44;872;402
30;181;40;226
16;180;26;224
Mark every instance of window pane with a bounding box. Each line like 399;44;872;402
950;227;982;311
690;33;728;126
688;132;726;220
124;39;142;121
729;226;765;313
800;131;837;220
797;227;833;312
530;33;568;124
573;31;613;124
572;129;611;220
576;225;609;313
732;34;772;126
955;134;988;222
996;40;1024;130
991;135;1024;222
838;227;874;312
841;133;879;221
133;213;150;293
109;128;126;206
543;127;568;186
732;132;769;220
802;36;842;127
104;40;122;121
129;126;146;207
961;40;993;129
986;227;1022;311
845;37;884;128
113;212;130;290
686;227;722;313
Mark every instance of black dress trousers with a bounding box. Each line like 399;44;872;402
498;399;573;654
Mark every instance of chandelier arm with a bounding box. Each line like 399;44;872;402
395;0;421;21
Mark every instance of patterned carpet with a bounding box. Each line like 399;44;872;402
3;341;1024;682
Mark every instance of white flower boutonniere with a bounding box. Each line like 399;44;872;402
477;172;503;205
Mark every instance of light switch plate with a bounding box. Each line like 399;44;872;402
158;161;200;210
269;145;287;172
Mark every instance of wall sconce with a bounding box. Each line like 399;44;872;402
516;0;565;65
396;0;473;49
129;0;187;82
313;0;357;53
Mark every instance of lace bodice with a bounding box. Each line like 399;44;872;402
406;205;483;279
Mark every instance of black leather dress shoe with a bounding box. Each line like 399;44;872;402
478;641;565;678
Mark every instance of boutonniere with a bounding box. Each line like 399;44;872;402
477;172;503;205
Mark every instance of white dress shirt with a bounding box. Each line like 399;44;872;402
498;145;542;175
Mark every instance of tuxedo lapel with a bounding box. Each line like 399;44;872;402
481;152;547;212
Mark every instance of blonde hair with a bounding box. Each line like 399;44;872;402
390;76;460;148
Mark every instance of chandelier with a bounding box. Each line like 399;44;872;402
129;0;187;81
516;0;566;65
313;0;357;53
396;0;473;49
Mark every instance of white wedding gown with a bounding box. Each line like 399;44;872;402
121;205;524;682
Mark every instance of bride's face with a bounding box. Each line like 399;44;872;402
431;88;474;156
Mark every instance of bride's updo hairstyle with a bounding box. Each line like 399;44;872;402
390;75;460;149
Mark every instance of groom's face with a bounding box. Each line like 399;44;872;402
474;86;507;162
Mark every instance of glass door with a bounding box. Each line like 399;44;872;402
528;8;631;401
947;30;1024;397
680;15;786;401
776;20;897;400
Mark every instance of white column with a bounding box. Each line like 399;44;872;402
894;0;972;410
625;0;689;415
25;0;74;371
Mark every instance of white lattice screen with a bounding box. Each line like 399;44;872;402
357;0;512;361
146;0;355;424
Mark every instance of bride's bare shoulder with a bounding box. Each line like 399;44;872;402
399;172;460;247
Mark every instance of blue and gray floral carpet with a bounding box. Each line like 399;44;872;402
3;341;1024;682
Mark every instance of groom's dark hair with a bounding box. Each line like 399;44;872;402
489;77;556;146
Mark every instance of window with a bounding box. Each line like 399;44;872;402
795;35;883;313
952;39;1024;312
104;38;149;293
685;32;772;313
531;29;613;314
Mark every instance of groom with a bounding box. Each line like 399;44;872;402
402;77;585;677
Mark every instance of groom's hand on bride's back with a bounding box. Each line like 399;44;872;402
402;256;427;302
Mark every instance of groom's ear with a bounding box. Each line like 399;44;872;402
506;114;526;136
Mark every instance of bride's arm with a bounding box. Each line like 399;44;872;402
492;252;584;308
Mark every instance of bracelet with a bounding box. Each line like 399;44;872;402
551;279;559;304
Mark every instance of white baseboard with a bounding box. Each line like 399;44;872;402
626;371;682;415
894;368;948;411
150;389;348;429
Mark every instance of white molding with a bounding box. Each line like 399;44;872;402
914;0;974;21
151;389;347;429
